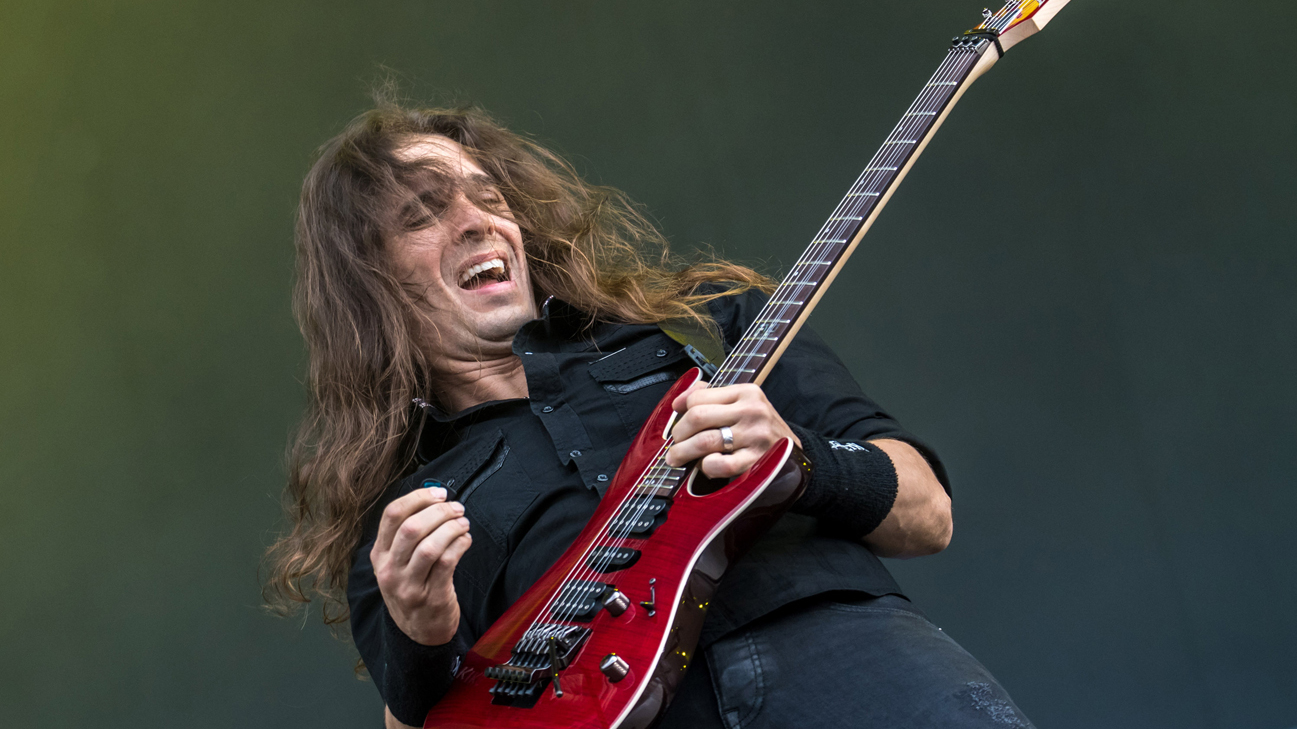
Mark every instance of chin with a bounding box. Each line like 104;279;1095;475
473;305;536;342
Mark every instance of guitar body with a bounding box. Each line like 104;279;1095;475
424;368;809;729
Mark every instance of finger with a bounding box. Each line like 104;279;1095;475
683;384;759;410
375;487;446;554
420;533;474;607
671;380;708;414
666;426;731;466
699;451;755;480
671;402;739;442
389;501;465;566
405;516;472;580
435;532;474;575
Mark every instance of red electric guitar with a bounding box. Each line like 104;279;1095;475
425;2;1071;726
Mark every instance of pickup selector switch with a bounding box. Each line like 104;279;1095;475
600;654;630;683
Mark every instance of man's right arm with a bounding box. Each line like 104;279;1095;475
385;706;419;729
348;486;473;726
370;486;471;645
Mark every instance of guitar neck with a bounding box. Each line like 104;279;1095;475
711;35;1002;388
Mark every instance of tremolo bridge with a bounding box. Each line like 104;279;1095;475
485;623;591;707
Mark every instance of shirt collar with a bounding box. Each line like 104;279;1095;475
513;295;602;353
408;295;602;456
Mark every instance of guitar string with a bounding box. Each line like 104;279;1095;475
713;49;972;382
551;46;978;599
538;46;978;629
712;46;977;388
583;44;989;591
537;3;1026;635
527;30;1001;638
536;42;983;638
603;13;1021;573
529;439;679;631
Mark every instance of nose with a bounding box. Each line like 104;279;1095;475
452;192;496;243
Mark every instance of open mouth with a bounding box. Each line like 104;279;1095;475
457;256;511;290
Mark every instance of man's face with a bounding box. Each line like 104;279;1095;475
388;136;537;364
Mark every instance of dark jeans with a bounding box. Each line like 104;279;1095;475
660;595;1034;729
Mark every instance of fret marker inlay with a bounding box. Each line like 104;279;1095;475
711;39;990;390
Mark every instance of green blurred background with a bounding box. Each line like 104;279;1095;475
2;1;1294;727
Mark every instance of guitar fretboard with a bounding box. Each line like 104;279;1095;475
628;37;1003;501
711;37;997;388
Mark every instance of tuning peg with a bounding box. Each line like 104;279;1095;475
982;8;993;20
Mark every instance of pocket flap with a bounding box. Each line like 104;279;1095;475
420;429;506;502
391;428;506;504
588;334;686;382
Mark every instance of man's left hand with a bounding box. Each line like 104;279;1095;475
665;382;802;479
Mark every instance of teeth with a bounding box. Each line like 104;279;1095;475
459;258;506;285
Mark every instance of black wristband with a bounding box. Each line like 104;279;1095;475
380;608;461;726
787;424;899;538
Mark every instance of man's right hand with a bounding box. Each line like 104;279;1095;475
371;487;472;646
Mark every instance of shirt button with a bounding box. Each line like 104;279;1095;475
541;405;554;413
570;450;582;458
597;474;609;482
656;349;668;357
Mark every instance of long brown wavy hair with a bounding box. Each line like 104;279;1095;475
263;102;771;627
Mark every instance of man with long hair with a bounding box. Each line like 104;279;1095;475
266;104;1033;728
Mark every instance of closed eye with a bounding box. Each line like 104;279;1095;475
400;192;451;230
466;175;511;213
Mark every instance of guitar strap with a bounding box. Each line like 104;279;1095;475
657;318;725;380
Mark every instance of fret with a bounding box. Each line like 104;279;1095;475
633;484;676;499
642;465;682;477
641;464;683;478
704;36;996;396
643;462;683;473
635;466;679;479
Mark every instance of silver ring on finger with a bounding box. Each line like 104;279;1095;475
719;425;735;453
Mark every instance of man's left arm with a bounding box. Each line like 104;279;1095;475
857;438;952;558
667;383;952;558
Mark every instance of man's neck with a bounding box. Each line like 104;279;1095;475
434;351;530;413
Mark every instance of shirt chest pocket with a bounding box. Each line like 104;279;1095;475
417;429;539;602
588;333;691;438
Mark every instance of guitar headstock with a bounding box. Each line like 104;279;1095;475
966;0;1072;53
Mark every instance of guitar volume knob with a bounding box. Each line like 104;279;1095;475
600;654;630;683
601;588;630;617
